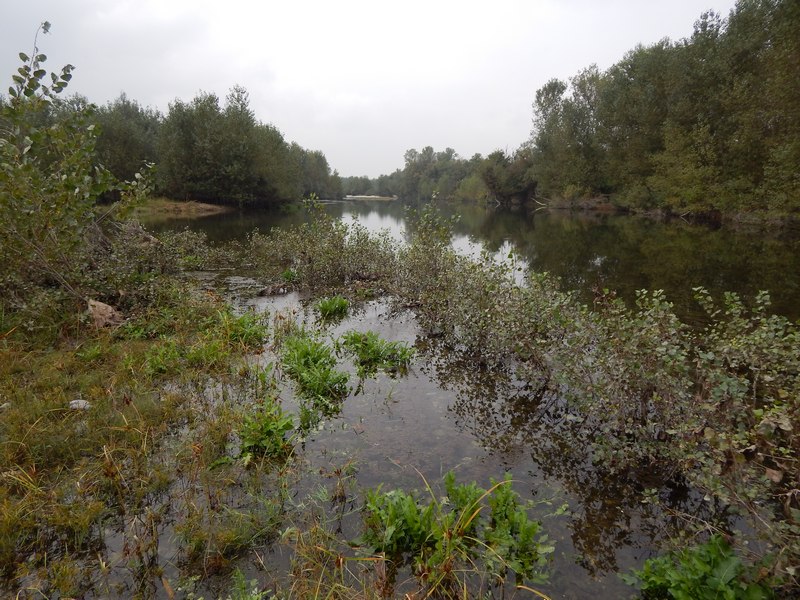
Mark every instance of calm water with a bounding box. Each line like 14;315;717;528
147;199;800;323
147;201;800;598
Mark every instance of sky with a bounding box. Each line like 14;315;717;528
0;0;739;178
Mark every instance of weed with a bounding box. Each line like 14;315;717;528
281;268;298;283
359;472;553;594
339;330;414;377
316;295;350;321
281;333;349;418
621;534;774;599
239;397;295;462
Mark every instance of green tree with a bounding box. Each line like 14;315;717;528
94;93;161;183
0;23;149;310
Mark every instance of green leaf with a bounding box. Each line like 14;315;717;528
710;554;741;585
19;52;29;62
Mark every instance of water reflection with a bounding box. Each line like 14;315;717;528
146;199;800;321
419;335;734;588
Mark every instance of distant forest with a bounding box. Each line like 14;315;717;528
346;0;799;215
2;0;795;214
1;84;344;207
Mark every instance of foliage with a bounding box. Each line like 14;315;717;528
360;472;554;593
156;87;341;205
280;331;349;418
316;295;349;320
239;396;295;462
339;330;413;377
622;535;773;599
529;0;800;213
0;27;152;322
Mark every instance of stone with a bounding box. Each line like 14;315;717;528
69;399;92;411
87;299;123;328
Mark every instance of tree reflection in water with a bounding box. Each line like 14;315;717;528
418;335;734;578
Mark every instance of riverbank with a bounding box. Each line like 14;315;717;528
132;197;235;222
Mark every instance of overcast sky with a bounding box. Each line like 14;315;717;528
1;0;739;177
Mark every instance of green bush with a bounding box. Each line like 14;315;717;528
622;535;773;599
360;472;554;590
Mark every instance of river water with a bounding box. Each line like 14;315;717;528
147;200;800;598
147;199;800;323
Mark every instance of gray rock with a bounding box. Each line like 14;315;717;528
69;399;92;411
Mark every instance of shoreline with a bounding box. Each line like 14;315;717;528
133;197;235;220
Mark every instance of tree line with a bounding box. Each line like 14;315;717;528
1;84;343;206
348;0;799;214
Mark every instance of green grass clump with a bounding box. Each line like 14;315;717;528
316;295;350;320
339;330;414;377
360;472;554;594
622;535;774;599
281;333;349;420
239;397;295;463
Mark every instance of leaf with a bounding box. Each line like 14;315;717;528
710;554;741;585
19;52;29;62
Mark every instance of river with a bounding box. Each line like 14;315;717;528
147;199;800;323
147;200;800;598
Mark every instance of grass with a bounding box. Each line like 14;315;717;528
0;283;280;597
131;197;233;222
280;332;350;422
316;295;350;320
339;330;414;377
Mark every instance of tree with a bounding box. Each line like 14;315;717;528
94;93;161;182
0;23;150;309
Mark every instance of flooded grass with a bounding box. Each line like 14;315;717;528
2;207;797;598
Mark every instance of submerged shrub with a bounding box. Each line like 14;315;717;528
254;207;800;589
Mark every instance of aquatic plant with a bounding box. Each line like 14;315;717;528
621;535;774;599
239;397;295;462
280;332;349;418
360;472;554;595
339;329;414;377
316;295;350;320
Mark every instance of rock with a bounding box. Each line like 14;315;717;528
69;399;92;411
87;299;123;328
257;284;289;297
